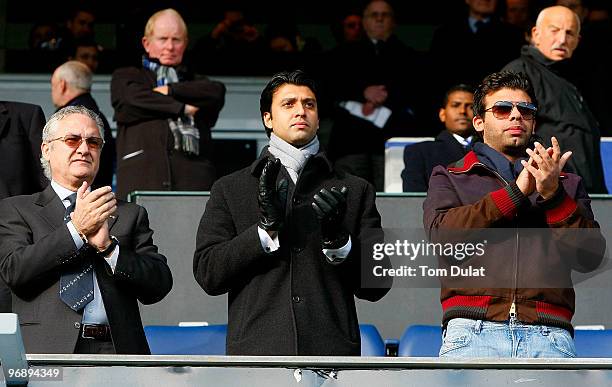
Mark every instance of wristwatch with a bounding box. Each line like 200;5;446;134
97;236;119;257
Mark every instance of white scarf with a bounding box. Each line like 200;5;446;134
268;134;320;183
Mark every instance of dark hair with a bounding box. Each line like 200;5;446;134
473;71;537;118
259;69;319;137
442;83;474;107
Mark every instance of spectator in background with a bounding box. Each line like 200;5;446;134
57;6;98;63
331;9;364;44
262;21;322;74
70;38;101;73
504;0;532;28
0;101;46;312
557;0;589;21
325;0;426;191
503;5;607;193
0;102;46;201
65;7;96;40
503;0;534;42
557;0;612;136
111;8;225;199
23;21;64;73
431;0;523;91
51;61;115;188
402;84;476;192
194;6;264;75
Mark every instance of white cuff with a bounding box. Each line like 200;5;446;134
258;227;280;254
67;221;84;249
104;245;119;273
323;235;352;263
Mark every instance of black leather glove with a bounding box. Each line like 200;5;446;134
312;186;349;249
258;158;288;231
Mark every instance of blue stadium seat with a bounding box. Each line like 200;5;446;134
144;325;227;355
398;325;442;357
145;324;383;356
359;324;386;356
601;139;612;193
574;329;612;358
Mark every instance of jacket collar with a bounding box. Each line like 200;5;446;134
448;150;481;173
448;149;567;178
61;93;97;111
250;146;333;178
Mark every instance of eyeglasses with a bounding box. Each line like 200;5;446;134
484;101;537;120
48;135;104;150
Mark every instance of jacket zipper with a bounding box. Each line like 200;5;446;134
451;162;520;321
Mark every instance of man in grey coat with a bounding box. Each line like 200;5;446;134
194;70;390;356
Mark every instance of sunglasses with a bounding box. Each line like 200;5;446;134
484;101;537;120
48;134;105;150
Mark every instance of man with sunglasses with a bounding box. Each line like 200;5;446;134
0;105;172;354
424;71;605;358
503;5;607;193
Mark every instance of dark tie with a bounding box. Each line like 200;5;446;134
59;193;94;312
375;40;385;55
474;20;485;34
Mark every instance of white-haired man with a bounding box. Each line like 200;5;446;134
111;8;225;199
0;106;172;354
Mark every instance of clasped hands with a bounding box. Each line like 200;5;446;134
362;85;388;116
70;182;117;251
516;136;573;199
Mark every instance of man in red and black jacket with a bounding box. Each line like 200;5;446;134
424;71;606;358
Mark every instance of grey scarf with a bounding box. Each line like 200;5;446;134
268;134;319;183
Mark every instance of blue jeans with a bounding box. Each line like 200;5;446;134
439;318;576;358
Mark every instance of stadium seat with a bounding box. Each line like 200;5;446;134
360;324;386;356
144;324;227;355
574;329;612;358
398;325;442;357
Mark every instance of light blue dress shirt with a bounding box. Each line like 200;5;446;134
51;181;119;325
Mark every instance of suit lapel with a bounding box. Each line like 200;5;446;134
108;211;119;230
438;130;468;160
36;185;66;230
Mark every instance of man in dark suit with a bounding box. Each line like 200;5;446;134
0;101;47;313
0;105;172;354
51;60;115;188
402;84;476;192
430;0;523;93
0;102;46;200
325;0;426;191
193;70;390;356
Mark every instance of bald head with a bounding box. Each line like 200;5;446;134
51;61;92;108
532;6;581;61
